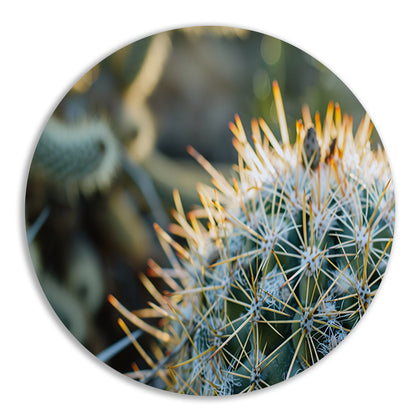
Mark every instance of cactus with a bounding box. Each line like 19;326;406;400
110;81;394;395
32;118;120;195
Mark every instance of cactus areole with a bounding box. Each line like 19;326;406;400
110;81;394;395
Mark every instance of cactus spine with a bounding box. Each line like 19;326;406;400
111;81;394;395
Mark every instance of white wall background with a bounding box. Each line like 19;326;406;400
2;1;414;415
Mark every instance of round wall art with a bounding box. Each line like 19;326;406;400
25;26;395;395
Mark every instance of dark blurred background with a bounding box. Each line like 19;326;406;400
25;26;379;374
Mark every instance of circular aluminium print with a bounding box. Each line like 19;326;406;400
25;26;395;395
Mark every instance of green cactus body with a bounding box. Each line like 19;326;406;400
32;118;120;194
111;81;394;395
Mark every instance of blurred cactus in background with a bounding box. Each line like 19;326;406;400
111;81;394;394
32;118;121;195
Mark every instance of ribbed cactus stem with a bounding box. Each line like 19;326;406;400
32;118;120;194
